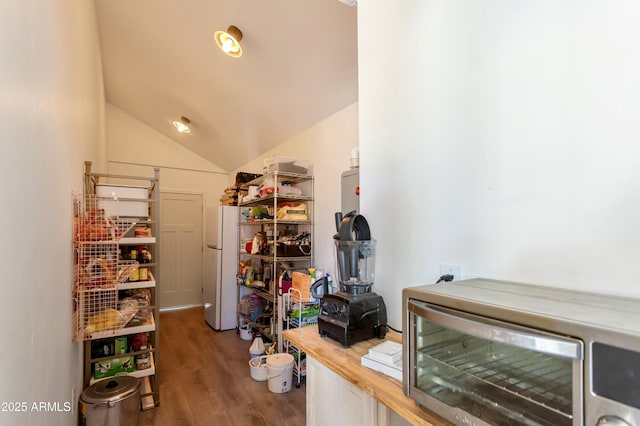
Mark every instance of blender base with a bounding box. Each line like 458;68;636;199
317;292;387;348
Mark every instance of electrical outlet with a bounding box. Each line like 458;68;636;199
440;264;461;280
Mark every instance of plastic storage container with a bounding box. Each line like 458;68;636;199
249;294;263;320
263;155;313;176
96;184;148;218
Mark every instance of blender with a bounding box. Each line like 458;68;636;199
312;212;387;347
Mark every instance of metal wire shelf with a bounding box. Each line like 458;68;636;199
73;290;140;341
72;194;143;341
74;195;139;242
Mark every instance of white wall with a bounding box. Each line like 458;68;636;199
234;103;359;274
105;103;230;245
358;1;640;327
0;1;106;424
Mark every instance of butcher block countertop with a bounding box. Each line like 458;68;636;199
282;326;452;426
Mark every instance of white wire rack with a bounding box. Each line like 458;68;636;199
72;194;141;341
283;287;320;387
73;290;139;341
74;195;139;243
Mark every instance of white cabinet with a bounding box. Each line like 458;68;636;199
306;357;413;426
307;357;376;426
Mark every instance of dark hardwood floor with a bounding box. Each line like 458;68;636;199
138;307;306;426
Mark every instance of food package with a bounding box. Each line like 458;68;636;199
134;225;152;237
258;177;304;198
135;353;151;370
291;272;313;302
94;357;134;379
77;208;122;241
85;308;120;334
90;336;128;358
276;202;308;221
79;257;116;288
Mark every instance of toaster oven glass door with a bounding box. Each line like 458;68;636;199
408;301;583;426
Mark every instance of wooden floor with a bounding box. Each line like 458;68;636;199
138;307;306;426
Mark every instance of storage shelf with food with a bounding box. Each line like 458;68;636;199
236;157;314;354
240;169;312;190
237;282;274;303
118;271;156;290
83;309;155;340
119;236;156;245
88;330;156;384
79;161;161;408
240;194;313;208
240;218;312;226
237;312;275;341
90;353;156;385
239;253;311;263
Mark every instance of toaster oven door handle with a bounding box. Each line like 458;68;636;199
409;301;583;360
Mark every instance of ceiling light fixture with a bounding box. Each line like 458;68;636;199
172;116;191;133
214;25;243;58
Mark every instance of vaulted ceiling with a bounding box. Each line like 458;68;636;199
95;0;358;171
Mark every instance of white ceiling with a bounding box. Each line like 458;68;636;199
95;0;359;171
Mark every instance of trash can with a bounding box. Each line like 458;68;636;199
79;376;141;426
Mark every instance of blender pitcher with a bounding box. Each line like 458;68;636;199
334;239;376;295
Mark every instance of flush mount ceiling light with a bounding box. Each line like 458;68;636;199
214;25;243;58
172;116;191;133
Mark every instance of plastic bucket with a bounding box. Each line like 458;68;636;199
239;324;252;341
249;355;268;381
266;353;294;393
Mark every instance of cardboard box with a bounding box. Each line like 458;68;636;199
292;271;311;291
91;336;127;358
94;356;135;379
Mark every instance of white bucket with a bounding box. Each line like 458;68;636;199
239;324;252;341
266;353;294;394
249;355;268;381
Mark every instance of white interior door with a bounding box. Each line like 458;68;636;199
159;192;204;309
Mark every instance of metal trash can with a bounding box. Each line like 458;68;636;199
79;376;141;426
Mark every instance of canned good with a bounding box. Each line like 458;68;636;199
135;353;151;370
128;267;139;282
130;333;148;351
138;267;148;281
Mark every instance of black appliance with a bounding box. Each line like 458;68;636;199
313;212;387;347
316;290;387;347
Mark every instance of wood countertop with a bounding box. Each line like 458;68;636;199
282;326;452;426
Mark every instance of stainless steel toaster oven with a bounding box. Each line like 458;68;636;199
403;278;640;426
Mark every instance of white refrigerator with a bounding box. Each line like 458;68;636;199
204;205;238;330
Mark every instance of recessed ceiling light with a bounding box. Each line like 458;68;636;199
172;116;191;133
214;25;243;58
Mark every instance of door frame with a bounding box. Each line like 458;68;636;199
159;189;206;311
